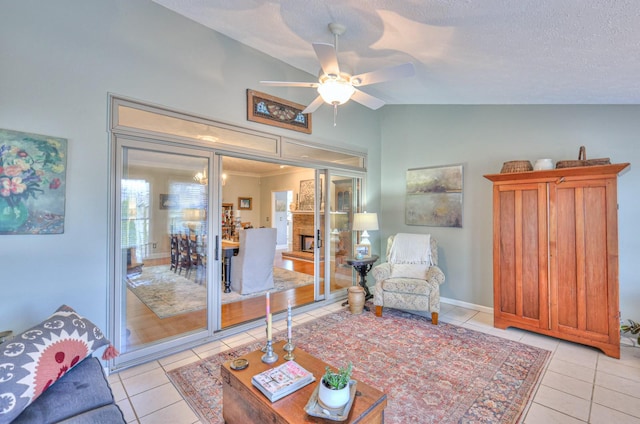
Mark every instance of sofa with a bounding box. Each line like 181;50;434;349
10;357;125;423
0;305;125;424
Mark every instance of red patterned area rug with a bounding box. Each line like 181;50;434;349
167;306;550;424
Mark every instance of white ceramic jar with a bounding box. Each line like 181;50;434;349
318;380;350;409
534;158;554;170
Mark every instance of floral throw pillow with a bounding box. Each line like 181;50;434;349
0;305;118;423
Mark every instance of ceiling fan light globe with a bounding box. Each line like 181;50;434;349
317;79;355;105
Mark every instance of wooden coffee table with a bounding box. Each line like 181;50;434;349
221;340;387;423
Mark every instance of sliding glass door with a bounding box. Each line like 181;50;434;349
323;172;362;298
109;98;368;368
219;156;321;328
113;136;213;365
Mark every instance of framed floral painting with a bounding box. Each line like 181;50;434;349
0;128;67;235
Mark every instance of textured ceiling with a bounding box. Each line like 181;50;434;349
152;0;640;106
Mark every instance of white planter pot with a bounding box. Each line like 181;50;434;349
318;380;350;409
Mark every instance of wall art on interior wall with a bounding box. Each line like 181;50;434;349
247;89;312;134
238;197;252;210
159;193;178;210
0;128;68;235
298;177;323;211
405;164;463;228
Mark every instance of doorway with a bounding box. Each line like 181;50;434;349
272;190;292;249
219;157;320;329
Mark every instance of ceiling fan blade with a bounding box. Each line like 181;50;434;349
260;81;319;88
351;89;385;110
351;62;415;87
302;95;325;114
313;43;340;77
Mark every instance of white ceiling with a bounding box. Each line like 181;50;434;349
153;0;640;106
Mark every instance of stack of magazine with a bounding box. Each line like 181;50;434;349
251;361;316;402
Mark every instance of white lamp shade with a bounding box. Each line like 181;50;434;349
352;212;379;232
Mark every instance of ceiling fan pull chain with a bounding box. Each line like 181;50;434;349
333;104;338;127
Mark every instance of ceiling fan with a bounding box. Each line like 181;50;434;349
260;23;415;125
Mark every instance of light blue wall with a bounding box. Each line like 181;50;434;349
0;0;381;332
380;105;639;319
2;1;637;336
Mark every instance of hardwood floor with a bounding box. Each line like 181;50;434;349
123;253;351;350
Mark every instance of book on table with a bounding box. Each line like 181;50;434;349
251;361;316;402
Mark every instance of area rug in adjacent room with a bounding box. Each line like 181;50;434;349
127;266;207;318
127;266;314;318
167;307;550;424
220;267;314;304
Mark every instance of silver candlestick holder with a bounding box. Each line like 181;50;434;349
261;339;278;364
283;338;295;361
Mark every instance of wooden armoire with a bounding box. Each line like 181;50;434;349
484;163;629;358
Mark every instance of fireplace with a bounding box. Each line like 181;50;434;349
291;212;314;252
300;234;314;252
282;212;325;261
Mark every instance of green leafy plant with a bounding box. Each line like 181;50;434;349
620;319;640;346
322;362;353;390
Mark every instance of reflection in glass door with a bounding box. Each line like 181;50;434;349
219;156;318;329
325;172;362;297
116;141;210;358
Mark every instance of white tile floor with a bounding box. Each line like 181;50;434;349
108;301;640;423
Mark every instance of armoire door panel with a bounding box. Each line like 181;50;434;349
521;189;541;320
498;190;516;315
583;185;609;336
554;186;579;329
555;182;612;337
495;184;545;326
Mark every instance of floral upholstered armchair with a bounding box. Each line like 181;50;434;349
372;233;445;324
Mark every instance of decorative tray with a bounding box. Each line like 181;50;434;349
304;380;357;422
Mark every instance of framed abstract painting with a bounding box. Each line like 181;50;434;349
405;164;463;228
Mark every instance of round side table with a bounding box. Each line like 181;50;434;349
344;255;379;311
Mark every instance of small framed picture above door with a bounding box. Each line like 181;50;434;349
238;197;252;210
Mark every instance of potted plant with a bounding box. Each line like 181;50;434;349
318;362;353;409
621;319;640;346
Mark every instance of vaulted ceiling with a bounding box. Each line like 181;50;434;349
153;0;640;107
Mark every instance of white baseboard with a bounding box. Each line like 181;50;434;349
440;296;493;315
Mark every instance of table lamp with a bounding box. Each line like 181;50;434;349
352;212;378;246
